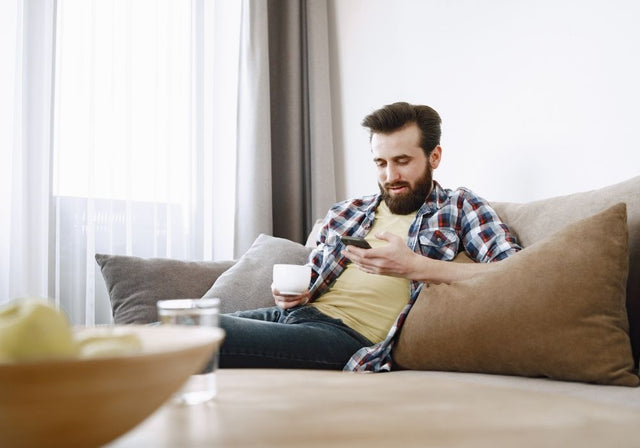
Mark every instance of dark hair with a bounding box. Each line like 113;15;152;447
361;102;442;156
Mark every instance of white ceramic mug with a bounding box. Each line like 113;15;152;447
272;264;311;295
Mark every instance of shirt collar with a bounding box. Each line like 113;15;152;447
424;180;448;211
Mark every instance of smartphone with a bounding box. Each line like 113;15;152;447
340;236;372;249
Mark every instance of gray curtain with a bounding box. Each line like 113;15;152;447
234;0;336;257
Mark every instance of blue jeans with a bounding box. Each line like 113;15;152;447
218;305;373;370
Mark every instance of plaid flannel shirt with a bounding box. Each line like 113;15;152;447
307;181;521;372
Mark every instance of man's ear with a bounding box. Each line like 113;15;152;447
429;145;442;169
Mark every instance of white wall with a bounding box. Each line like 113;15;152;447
327;0;640;203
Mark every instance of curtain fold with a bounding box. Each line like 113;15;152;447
0;0;56;304
234;0;336;257
303;0;337;227
234;0;274;256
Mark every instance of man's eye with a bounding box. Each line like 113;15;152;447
375;161;386;167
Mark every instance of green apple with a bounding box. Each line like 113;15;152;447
75;327;142;358
0;298;77;362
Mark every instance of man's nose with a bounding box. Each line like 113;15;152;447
386;165;401;182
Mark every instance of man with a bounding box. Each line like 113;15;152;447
219;102;521;372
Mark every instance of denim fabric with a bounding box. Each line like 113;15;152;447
219;306;373;370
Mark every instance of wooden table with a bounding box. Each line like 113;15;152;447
108;369;640;447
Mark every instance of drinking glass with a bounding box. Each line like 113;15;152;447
157;298;220;405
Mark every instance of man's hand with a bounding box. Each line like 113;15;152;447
343;231;495;284
342;232;420;279
271;285;310;310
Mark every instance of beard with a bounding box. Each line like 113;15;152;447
379;164;433;215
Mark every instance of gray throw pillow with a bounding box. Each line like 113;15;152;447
96;254;235;324
202;234;313;313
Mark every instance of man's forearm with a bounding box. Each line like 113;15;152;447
409;254;493;285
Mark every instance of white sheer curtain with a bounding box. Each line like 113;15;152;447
0;0;55;306
1;0;241;325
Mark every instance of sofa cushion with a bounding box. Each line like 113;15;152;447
491;175;640;367
95;254;235;324
393;204;639;386
201;234;313;313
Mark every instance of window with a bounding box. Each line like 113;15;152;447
52;0;241;324
54;0;193;203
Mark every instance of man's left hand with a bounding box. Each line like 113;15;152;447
342;232;419;279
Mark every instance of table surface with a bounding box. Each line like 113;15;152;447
107;369;640;448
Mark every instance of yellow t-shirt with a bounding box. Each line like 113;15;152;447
311;202;415;343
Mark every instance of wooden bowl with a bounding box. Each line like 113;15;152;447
0;325;224;448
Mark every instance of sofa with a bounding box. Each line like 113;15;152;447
97;176;640;445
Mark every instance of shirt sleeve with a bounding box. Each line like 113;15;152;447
457;189;521;262
308;221;328;289
306;204;344;299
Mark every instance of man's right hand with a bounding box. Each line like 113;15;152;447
271;285;310;310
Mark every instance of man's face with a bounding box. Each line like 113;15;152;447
371;123;441;215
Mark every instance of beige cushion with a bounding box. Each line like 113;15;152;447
393;204;639;386
491;175;640;366
305;219;323;248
